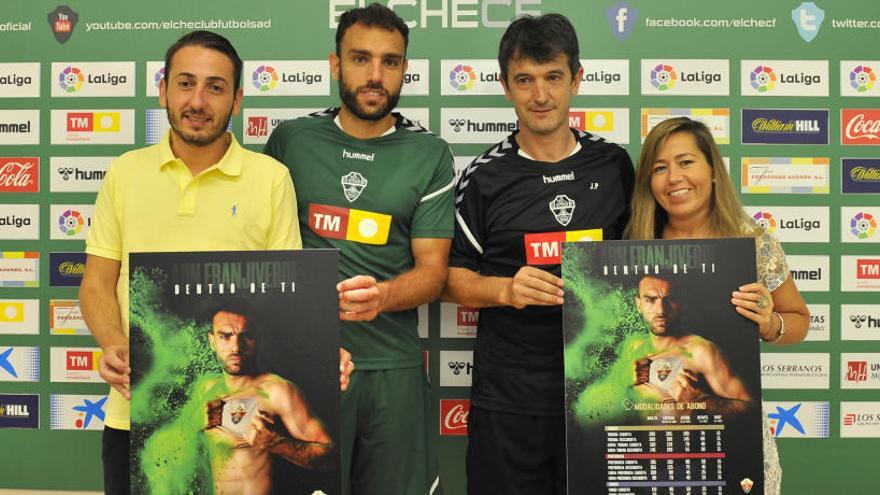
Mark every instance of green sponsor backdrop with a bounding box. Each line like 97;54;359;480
1;0;878;492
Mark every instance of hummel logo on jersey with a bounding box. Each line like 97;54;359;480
341;172;368;202
543;172;574;184
549;195;575;226
342;148;375;162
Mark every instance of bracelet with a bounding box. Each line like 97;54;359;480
761;312;786;343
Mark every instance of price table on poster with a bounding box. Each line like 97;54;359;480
604;422;727;494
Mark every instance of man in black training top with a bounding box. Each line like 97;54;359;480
444;14;634;494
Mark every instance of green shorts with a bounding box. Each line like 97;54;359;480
341;366;442;495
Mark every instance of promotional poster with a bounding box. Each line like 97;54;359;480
129;250;340;495
564;239;764;494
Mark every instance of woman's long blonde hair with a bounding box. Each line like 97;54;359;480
624;117;760;240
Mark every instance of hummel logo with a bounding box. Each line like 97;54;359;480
342;149;375;162
542;172;574;184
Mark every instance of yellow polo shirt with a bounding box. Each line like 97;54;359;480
85;131;301;430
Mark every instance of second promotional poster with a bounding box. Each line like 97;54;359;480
128;250;340;495
564;238;764;494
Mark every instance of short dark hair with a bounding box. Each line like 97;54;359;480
335;2;409;55
164;30;243;92
206;297;263;340
498;14;581;83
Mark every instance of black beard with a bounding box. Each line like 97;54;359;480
338;74;401;122
166;106;233;147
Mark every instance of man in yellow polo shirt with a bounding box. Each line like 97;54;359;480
80;31;307;494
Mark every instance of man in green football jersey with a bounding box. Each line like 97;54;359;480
264;4;453;494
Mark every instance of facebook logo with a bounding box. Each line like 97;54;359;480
606;2;637;41
791;2;825;42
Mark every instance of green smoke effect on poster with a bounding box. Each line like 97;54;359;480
129;267;233;494
563;246;655;426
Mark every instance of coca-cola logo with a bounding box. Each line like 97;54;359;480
0;158;38;192
843;110;880;144
440;399;470;436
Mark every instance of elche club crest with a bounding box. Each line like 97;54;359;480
341;172;368;202
656;359;674;382
549;194;576;226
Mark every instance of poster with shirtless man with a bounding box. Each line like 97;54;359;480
129;250;340;495
563;238;764;495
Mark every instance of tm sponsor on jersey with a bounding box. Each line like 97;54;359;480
309;203;391;245
525;229;603;265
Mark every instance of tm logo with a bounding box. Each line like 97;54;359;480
449;64;476;92
792;2;825;42
605;2;637;41
751;66;777;92
252;65;278;92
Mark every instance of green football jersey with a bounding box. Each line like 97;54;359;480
265;108;454;369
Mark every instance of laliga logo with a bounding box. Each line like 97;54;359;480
650;64;676;91
58;209;85;236
252;65;278;92
750;65;777;92
850;65;876;93
153;66;165;89
449;64;476;92
58;66;84;93
752;211;777;234
851;212;877;240
549;194;576;227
